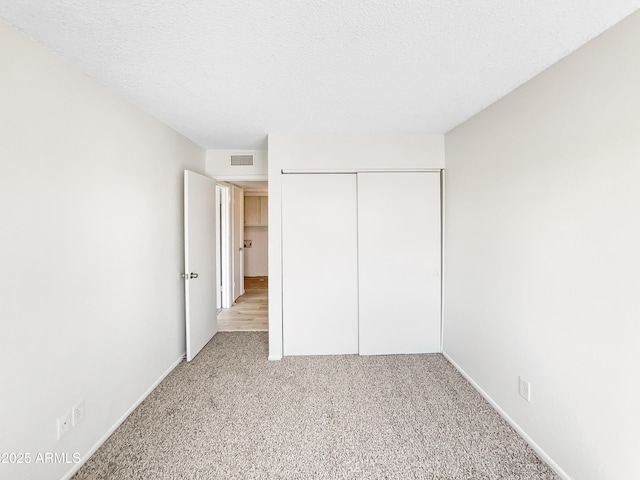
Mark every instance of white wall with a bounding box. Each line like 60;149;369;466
244;226;268;277
444;11;640;480
205;149;267;179
0;21;205;480
268;134;444;359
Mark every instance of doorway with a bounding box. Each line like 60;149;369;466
217;180;268;332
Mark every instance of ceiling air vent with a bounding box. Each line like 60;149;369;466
230;154;254;166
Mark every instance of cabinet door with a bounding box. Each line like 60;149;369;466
357;172;441;355
259;196;268;225
244;196;260;226
282;174;359;355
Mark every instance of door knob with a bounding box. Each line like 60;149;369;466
190;272;199;279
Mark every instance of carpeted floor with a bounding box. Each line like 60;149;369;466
73;333;558;479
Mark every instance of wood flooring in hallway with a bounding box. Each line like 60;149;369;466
217;276;268;331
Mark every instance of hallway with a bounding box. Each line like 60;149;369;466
217;276;268;331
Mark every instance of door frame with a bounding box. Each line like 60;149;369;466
215;185;222;310
213;175;268;303
276;168;443;359
215;183;233;309
232;185;245;301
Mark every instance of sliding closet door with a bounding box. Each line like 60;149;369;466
358;172;441;355
282;174;359;355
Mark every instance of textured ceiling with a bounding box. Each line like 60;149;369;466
1;1;638;149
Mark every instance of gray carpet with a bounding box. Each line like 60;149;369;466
74;333;558;479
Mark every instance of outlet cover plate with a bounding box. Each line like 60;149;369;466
519;376;531;402
72;400;84;427
57;411;71;439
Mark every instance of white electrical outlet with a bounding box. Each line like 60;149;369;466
57;411;72;439
72;400;85;427
519;376;531;402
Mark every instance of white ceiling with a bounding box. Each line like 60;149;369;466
1;1;638;150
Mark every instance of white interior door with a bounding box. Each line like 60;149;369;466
282;174;359;355
184;170;218;361
232;186;244;301
358;172;441;355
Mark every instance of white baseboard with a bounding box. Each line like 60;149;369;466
268;354;282;361
442;352;572;480
60;354;185;480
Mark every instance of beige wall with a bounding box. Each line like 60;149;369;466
444;12;640;480
244;226;268;277
0;21;205;480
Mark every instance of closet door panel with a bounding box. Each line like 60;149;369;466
358;172;441;355
282;174;359;355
